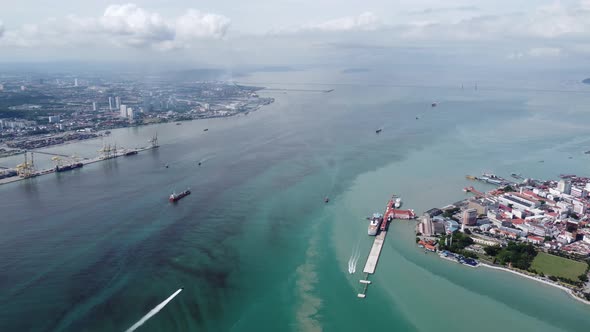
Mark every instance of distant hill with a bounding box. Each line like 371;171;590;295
583;78;590;85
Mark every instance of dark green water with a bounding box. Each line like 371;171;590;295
1;70;590;331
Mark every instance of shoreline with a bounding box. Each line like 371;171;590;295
479;263;590;306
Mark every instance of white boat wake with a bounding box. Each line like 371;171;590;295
348;243;361;274
124;288;183;332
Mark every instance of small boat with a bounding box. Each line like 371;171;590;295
375;128;382;134
324;197;329;203
176;122;182;125
416;116;419;120
164;164;169;168
198;162;202;166
431;102;438;107
203;128;209;132
394;197;402;208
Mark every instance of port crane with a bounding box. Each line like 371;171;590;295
15;151;36;178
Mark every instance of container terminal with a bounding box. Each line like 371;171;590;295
0;134;159;186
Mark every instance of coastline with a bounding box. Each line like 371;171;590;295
479;263;590;306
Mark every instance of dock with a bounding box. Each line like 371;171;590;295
0;143;158;186
363;231;386;274
357;196;397;299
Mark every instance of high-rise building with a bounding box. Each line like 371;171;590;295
120;105;128;118
115;96;121;108
20;85;26;91
557;180;571;194
108;97;113;111
92;102;97;111
462;209;478;226
127;107;135;119
0;84;4;91
74;78;78;87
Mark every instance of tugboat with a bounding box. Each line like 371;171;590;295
375;128;382;134
324;197;329;203
170;189;191;202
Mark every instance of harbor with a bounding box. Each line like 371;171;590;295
358;196;416;298
0;134;159;186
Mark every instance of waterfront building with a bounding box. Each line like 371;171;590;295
108;97;113;111
498;193;540;211
557;180;571;194
471;236;501;246
120;105;128;118
468;200;488;216
127;108;135;120
48;115;60;123
421;214;434;236
462;208;478;226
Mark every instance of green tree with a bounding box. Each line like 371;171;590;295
579;274;589;283
484;245;501;256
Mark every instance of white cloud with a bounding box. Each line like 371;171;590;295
307;12;381;32
0;3;230;49
175;10;230;40
100;4;175;46
528;47;562;57
273;12;382;34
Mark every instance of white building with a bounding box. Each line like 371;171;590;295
48;115;60;123
571;187;587;198
108;97;113;111
92;102;97;111
74;78;78;87
0;84;4;91
119;105;128;118
498;193;540;211
115;96;121;108
127;107;135;120
573;200;586;215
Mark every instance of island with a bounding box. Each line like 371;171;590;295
416;172;590;304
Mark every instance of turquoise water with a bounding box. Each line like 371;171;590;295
1;69;590;331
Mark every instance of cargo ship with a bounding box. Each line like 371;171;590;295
368;213;382;236
169;189;191;202
124;150;138;156
55;162;84;172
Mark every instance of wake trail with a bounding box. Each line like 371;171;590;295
348;241;361;274
124;288;183;332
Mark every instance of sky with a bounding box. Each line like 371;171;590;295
0;0;589;69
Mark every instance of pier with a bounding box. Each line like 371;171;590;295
363;231;387;274
357;197;396;299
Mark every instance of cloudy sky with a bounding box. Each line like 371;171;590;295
0;0;589;68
